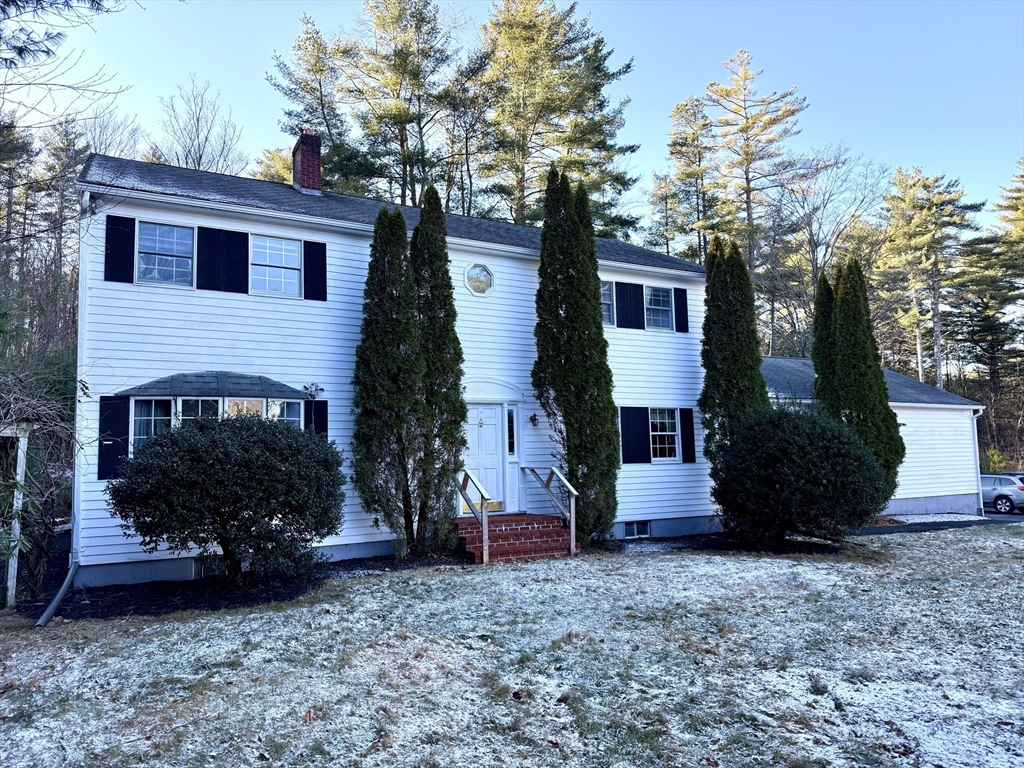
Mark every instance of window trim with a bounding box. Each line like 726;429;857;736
249;232;304;299
649;407;680;463
129;397;174;452
134;218;197;290
131;396;305;449
623;521;651;539
268;398;304;429
464;263;495;296
177;397;221;426
600;280;615;326
643;285;675;332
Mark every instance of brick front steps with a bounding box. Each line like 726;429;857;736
456;513;579;564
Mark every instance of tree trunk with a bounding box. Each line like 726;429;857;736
931;280;944;390
915;324;925;382
744;168;755;272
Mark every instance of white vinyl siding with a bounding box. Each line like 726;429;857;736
75;197;711;569
891;405;980;501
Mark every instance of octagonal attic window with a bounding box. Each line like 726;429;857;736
466;264;494;295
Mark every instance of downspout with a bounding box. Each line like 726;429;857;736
38;200;92;627
970;407;984;517
35;561;78;628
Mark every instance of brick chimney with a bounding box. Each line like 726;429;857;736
292;129;322;195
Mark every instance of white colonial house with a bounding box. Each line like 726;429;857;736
72;133;983;588
73;133;713;587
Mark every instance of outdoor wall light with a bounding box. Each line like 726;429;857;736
529;413;539;427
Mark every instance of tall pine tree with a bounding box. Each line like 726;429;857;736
532;168;620;543
352;207;426;555
410;185;467;553
811;269;837;407
831;259;906;497
697;236;769;464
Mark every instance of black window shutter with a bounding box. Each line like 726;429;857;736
196;227;222;291
679;408;696;463
304;400;328;437
222;230;249;294
615;282;645;330
673;288;689;333
614;282;631;328
620;407;651;464
303;241;327;301
97;396;130;480
196;227;249;293
104;215;135;283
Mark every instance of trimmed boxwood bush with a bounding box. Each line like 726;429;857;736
107;415;345;583
711;408;888;543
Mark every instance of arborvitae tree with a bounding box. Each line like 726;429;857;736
352;207;426;555
831;259;906;497
531;168;620;542
697;236;770;464
410;184;467;553
811;270;836;407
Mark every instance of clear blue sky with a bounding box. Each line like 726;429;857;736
65;0;1023;223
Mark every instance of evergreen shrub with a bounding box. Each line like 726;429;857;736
108;416;345;584
711;408;888;543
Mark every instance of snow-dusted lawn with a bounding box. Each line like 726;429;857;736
2;524;1023;768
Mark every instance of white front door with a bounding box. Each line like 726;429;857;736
464;404;504;511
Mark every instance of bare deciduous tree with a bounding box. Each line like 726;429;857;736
81;105;142;157
153;75;246;175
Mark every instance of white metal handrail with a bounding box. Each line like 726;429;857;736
524;466;578;557
457;468;492;565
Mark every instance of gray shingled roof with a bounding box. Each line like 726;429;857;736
79;154;704;275
116;372;307;400
761;357;980;407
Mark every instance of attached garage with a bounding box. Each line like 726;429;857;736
761;358;983;516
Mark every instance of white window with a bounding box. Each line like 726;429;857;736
466;264;494;295
600;281;615;325
132;399;173;448
269;400;302;429
251;235;301;296
227;399;264;417
507;407;516;456
137;222;194;286
650;408;678;460
645;286;673;330
623;521;651;539
179;398;219;424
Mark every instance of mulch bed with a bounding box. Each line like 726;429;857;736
16;515;1011;624
17;552;470;624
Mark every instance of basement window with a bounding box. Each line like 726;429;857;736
623;521;651;539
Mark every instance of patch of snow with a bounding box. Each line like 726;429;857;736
891;513;986;523
2;525;1024;767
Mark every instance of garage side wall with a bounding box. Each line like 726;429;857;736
887;404;981;515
